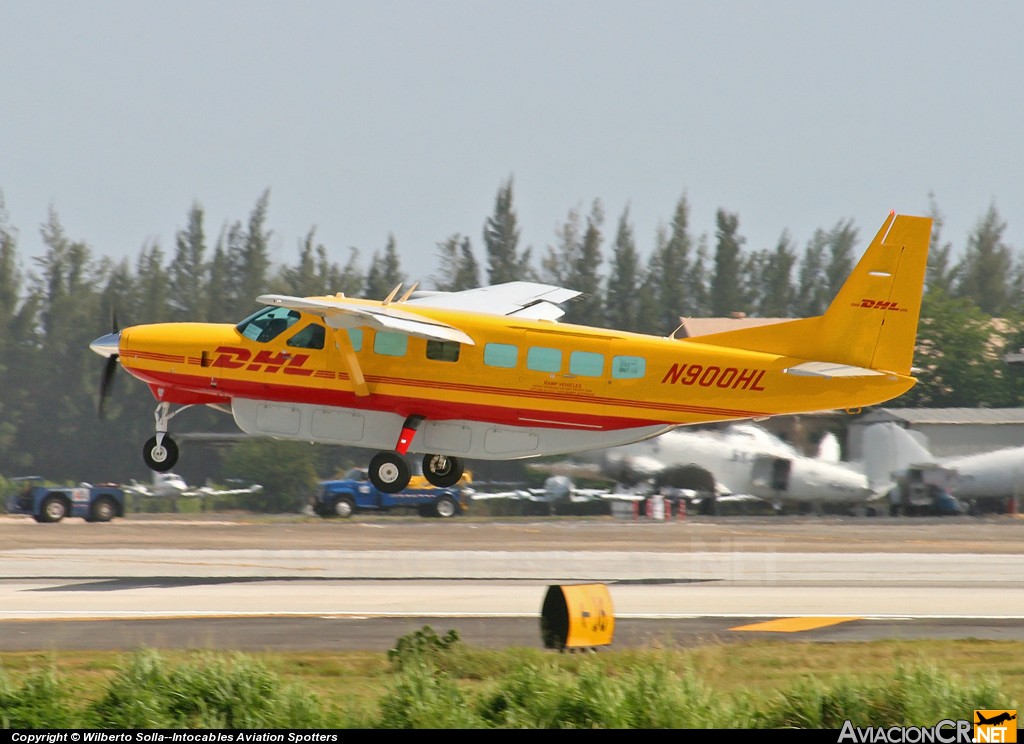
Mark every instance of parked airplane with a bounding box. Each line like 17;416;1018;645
122;471;263;500
861;422;1024;512
89;212;931;494
556;423;881;513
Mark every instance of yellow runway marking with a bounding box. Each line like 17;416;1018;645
730;617;862;632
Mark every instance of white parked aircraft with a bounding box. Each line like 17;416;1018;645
554;422;881;514
861;422;1023;512
123;471;263;500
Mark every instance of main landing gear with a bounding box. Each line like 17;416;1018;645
367;452;466;493
366;415;465;494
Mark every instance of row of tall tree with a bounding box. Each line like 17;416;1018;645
0;181;1021;510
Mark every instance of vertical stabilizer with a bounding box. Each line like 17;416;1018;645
691;212;931;376
861;422;933;490
816;213;931;375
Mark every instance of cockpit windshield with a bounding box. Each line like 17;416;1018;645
236;306;302;343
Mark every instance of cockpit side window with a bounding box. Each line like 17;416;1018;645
236;307;302;343
287;322;326;350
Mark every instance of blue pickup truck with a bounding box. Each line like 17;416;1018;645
312;468;469;519
7;476;126;523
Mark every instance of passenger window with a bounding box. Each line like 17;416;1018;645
527;346;561;373
569;351;604;377
484;343;518;368
347;328;363;352
612;355;646;379
426;340;460;362
287;323;326;350
373;331;408;357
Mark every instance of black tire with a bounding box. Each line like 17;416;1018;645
332;496;356;518
368;451;410;494
39;494;69;523
143;435;179;472
88;497;117;523
422;454;464;488
434;495;460;518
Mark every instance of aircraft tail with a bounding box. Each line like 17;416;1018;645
860;422;933;490
816;431;842;463
694;212;932;376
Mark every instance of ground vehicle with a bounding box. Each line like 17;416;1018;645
313;468;469;518
6;476;126;523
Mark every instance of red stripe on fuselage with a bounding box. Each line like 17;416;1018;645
125;364;770;429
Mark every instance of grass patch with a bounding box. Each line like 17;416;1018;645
1;635;1021;729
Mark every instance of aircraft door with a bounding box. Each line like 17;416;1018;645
752;456;791;491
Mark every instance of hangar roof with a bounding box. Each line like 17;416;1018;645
858;407;1024;425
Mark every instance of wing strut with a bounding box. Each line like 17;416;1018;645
333;329;369;397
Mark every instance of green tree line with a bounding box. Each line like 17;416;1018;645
0;181;1021;504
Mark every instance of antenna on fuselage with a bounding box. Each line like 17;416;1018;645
382;284;403;305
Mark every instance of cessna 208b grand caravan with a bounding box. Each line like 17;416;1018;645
90;212;931;494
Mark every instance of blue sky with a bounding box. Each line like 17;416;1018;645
2;0;1022;290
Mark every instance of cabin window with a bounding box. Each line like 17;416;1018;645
287;323;325;350
484;343;518;368
236;307;301;343
527;346;562;373
426;339;460;362
374;331;408;357
569;351;604;377
612;355;646;379
347;328;363;351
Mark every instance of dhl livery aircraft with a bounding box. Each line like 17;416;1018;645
90;212;931;494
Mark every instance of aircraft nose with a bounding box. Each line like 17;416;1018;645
89;331;121;358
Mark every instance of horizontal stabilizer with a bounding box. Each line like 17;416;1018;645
784;362;886;378
257;294;476;345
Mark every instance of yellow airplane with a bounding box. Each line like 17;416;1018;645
90;211;931;494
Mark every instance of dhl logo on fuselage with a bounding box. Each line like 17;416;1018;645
854;298;906;312
661;363;766;391
209;346;314;376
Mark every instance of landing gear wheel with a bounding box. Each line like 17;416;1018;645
422;454;464;488
143;436;179;472
368;451;410;494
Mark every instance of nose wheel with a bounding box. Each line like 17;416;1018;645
142;401;189;472
369;451;411;493
143;435;179;472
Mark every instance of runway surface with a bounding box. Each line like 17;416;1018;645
1;513;1022;651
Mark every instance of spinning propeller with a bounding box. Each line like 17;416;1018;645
90;311;121;420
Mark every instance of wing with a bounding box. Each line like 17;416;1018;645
197;485;264;497
257;294;475;345
405;281;581;320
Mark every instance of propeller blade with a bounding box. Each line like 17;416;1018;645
98;355;118;420
96;306;122;420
